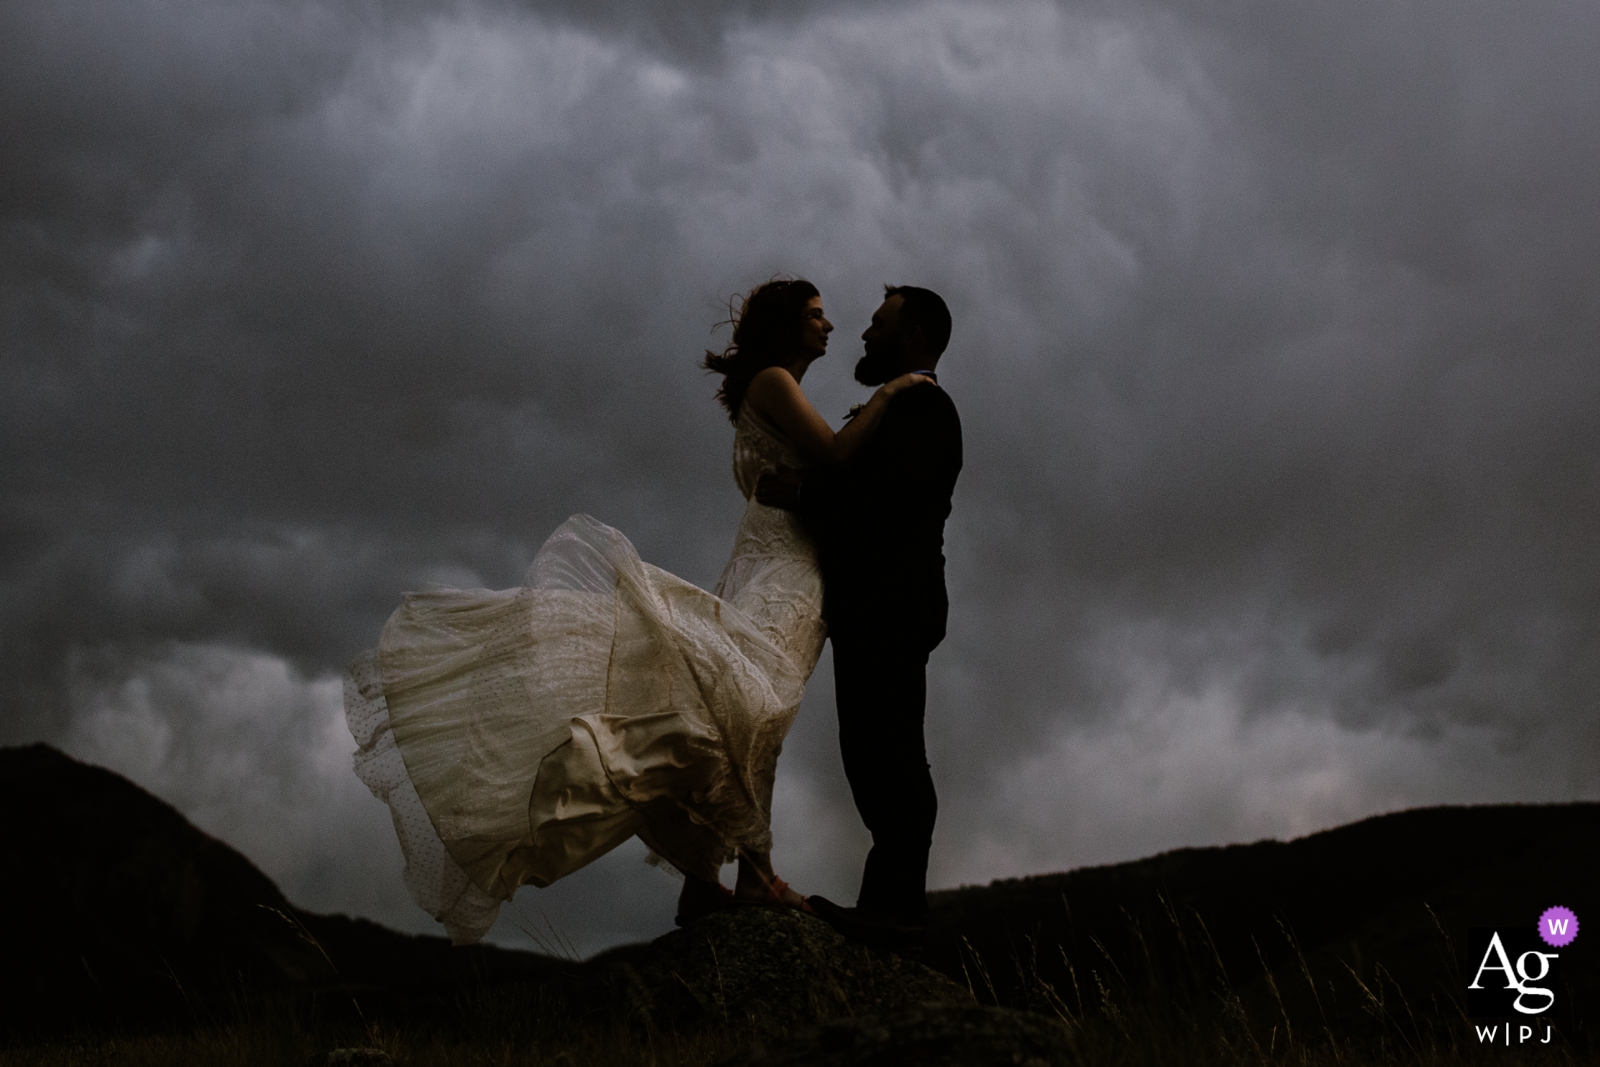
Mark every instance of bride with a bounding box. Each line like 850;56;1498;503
344;278;931;943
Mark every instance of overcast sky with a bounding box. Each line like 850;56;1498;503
4;0;1598;956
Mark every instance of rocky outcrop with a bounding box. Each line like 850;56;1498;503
603;907;971;1040
720;1004;1073;1067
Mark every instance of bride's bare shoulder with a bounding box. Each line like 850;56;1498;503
748;364;798;389
745;365;801;410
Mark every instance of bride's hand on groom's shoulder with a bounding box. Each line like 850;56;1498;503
756;465;804;510
883;373;936;397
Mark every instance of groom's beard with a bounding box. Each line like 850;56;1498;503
854;347;898;386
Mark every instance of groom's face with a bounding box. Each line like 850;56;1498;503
855;295;907;386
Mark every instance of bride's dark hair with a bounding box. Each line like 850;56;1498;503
702;277;821;422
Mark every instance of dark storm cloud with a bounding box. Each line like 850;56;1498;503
4;0;1597;947
951;7;1600;650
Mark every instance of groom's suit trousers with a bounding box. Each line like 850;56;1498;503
832;637;937;925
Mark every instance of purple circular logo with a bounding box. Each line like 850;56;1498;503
1539;906;1579;948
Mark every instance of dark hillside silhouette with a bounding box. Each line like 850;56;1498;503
0;745;967;1047
3;742;1593;1058
0;744;569;1035
927;802;1598;1050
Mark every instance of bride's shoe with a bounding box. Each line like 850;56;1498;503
733;874;813;914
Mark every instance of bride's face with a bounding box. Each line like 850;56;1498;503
796;296;833;362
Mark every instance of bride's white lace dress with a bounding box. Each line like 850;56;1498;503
344;404;824;943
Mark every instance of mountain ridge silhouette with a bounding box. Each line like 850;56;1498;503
0;743;570;1034
2;742;1592;1049
924;798;1597;1048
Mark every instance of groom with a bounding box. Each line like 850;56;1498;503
759;285;962;952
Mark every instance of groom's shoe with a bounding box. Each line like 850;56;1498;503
805;895;927;958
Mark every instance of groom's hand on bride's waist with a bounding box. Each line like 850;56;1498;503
756;465;804;510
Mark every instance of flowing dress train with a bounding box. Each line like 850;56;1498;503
344;404;824;943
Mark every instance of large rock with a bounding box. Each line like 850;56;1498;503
721;1004;1074;1066
605;907;972;1040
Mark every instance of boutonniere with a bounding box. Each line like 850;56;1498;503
844;403;866;422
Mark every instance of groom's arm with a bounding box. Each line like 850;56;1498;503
754;465;805;510
753;387;956;519
754;465;845;543
793;461;847;535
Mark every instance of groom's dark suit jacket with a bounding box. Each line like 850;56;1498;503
800;382;963;652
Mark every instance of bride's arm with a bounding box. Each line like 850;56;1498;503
744;366;932;465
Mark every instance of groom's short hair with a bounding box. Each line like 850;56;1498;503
884;285;952;359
